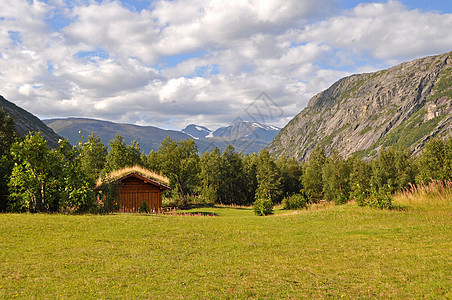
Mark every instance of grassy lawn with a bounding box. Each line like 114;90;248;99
0;201;451;299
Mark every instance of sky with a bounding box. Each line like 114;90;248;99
1;0;452;131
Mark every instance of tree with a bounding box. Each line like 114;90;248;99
54;139;95;212
8;133;59;212
145;150;161;172
158;137;200;198
349;155;372;201
79;133;107;183
416;137;452;183
0;108;18;211
218;145;246;205
371;146;415;193
277;156;303;197
302;145;326;203
322;149;350;205
104;135;143;172
255;149;283;204
242;153;259;205
200;147;221;203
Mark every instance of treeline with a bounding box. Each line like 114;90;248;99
1;108;452;214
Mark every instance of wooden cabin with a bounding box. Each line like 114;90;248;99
96;167;170;213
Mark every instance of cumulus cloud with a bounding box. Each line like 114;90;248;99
0;0;452;131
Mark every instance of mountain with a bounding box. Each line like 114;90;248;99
43;118;207;154
212;121;280;142
268;51;452;161
182;124;212;139
44;118;280;154
0;95;62;148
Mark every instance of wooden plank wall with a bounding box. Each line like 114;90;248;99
120;177;163;213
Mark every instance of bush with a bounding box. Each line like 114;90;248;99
253;197;273;216
357;187;393;209
138;201;149;213
282;194;307;210
97;176;122;213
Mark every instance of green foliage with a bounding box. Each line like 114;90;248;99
416;137;452;183
371;146;416;194
200;147;221;203
359;127;372;136
255;149;283;204
379;108;445;149
54;139;96;212
253;197;273;216
79;133;107;183
356;186;393;209
8;133;97;213
428;67;452;102
282;193;307;210
158;137;200;197
218;145;246;205
322;150;351;205
97;175;122;213
349;156;372;200
104;135;143;172
302;145;326;203
241;153;259;205
277;156;303;197
8;133;59;212
138;201;149;213
0;108;18;211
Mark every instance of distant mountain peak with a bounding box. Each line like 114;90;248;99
182;124;212;139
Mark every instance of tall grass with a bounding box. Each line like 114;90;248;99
96;165;170;186
393;179;452;210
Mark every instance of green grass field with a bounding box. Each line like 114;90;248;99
0;199;451;299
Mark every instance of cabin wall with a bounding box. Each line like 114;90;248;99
120;177;163;213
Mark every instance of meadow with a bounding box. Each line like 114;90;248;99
0;195;451;299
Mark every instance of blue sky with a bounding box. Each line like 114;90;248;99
1;0;452;130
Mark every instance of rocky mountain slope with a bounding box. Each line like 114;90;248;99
0;95;61;148
268;51;452;161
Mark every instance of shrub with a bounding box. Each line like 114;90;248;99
282;194;307;210
138;201;149;213
253;197;273;216
357;187;393;209
97;175;122;213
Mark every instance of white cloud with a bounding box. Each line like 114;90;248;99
298;1;452;64
1;0;452;131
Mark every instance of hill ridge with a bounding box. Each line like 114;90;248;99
268;51;452;160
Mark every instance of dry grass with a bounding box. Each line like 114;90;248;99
393;179;452;210
96;165;170;186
